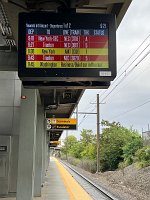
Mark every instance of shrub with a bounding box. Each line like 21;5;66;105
79;159;97;173
68;156;81;166
65;156;97;173
121;137;143;166
134;146;150;168
100;120;141;171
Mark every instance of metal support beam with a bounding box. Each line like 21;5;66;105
96;94;100;172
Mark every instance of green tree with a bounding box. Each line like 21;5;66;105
122;136;143;166
80;129;95;147
134;145;150;168
69;141;84;158
81;143;96;160
62;135;77;155
80;129;96;160
100;120;141;171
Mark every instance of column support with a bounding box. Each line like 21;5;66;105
42;129;46;184
34;105;44;197
16;87;37;200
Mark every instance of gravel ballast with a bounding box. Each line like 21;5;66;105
68;163;150;200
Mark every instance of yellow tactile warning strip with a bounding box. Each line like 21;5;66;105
54;158;93;200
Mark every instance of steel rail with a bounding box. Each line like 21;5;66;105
60;160;121;200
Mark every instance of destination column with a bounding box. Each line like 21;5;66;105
33;28;61;68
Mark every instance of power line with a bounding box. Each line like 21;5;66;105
110;98;150;120
112;43;150;85
78;105;97;127
117;33;150;72
78;48;150;127
88;45;150;116
100;47;150;103
78;114;86;126
78;34;150;126
91;34;150;104
80;89;105;111
106;61;150;102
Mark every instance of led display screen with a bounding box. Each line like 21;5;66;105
18;12;116;82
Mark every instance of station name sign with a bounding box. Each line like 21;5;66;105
18;12;116;85
46;118;77;130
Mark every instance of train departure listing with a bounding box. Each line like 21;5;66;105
26;23;109;69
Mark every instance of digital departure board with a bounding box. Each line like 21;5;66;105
18;12;116;84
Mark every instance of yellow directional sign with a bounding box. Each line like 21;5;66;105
46;118;77;130
47;118;77;125
50;141;61;145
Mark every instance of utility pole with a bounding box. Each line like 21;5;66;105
97;94;100;173
66;130;68;161
74;94;104;172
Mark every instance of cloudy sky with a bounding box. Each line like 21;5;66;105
62;0;150;139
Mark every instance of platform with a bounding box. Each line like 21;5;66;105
0;157;92;200
38;157;70;200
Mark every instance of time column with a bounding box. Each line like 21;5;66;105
26;28;37;68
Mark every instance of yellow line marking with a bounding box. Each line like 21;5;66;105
54;158;93;200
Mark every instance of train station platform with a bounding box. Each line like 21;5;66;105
0;157;92;200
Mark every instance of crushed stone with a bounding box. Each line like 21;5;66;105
68;163;150;200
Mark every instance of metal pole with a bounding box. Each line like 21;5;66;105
66;130;68;161
76;105;78;130
97;94;100;172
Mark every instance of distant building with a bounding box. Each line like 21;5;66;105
142;131;150;140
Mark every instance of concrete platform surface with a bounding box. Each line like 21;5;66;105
0;157;69;200
0;157;92;200
36;157;70;200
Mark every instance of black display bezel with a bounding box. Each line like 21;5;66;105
18;12;116;82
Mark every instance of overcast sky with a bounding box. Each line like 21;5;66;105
62;0;150;139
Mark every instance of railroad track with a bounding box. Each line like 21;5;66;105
60;160;122;200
